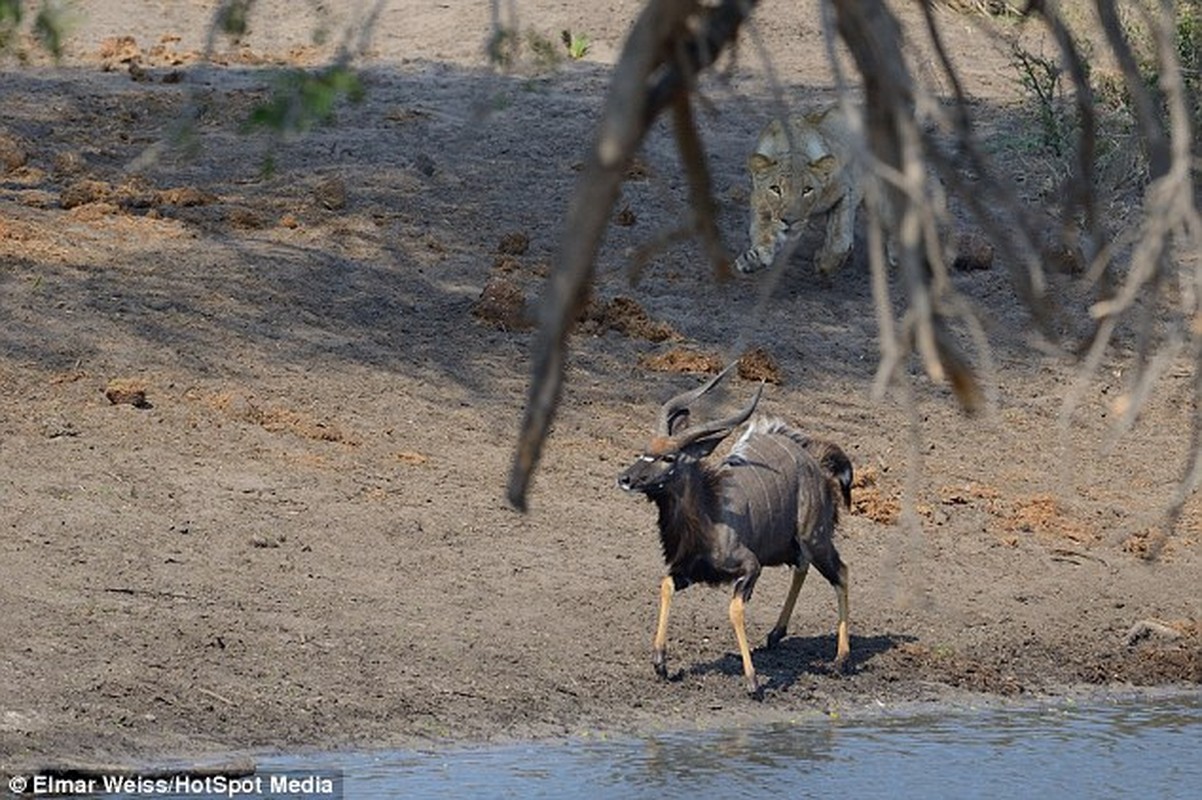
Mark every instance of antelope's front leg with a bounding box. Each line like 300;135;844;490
652;575;675;679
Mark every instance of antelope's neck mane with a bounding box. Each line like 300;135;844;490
649;464;723;568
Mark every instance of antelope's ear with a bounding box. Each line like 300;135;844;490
666;409;691;436
682;430;732;459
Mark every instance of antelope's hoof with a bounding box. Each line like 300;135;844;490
766;627;786;650
653;652;669;680
745;675;763;700
832;653;849;676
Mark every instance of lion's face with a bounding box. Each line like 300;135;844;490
735;150;840;275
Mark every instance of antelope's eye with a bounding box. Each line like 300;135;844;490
660;453;677;464
768;184;782;198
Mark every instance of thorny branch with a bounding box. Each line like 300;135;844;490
507;0;1200;550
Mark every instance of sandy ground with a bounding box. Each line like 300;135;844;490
0;0;1198;772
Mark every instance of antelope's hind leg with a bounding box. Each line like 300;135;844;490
728;592;760;697
767;564;810;649
833;560;850;668
812;548;851;671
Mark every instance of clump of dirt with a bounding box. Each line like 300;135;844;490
198;390;358;444
472;276;533;331
578;295;680;342
638;347;724;374
497;231;530;255
614;204;637;226
224;206;271;229
1005;494;1099;543
1115;618;1201;682
1122;527;1173;560
851;465;901;524
97;35;143;69
98;33;233;72
488;232;539;280
0;132;29;172
624;156;651;180
156;186;218;207
931;482;1103;547
737;347;783;384
51;150;86;178
1129;646;1202;683
104;378;150;408
951;231;995;271
492;254;522;272
634;344;782;387
1124;617;1197;646
61;179;216;211
254;408;356;444
312;176;347;210
60;179;114;209
1041;229;1088;275
938;481;1003;510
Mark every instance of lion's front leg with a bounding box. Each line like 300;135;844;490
816;200;855;277
736;216;790;275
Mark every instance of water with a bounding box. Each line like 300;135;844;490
56;695;1202;799
298;695;1202;799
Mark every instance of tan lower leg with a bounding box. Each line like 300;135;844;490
770;565;809;642
653;576;674;675
834;565;850;664
729;594;758;692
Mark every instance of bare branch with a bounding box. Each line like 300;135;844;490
507;0;758;509
670;89;730;279
828;0;984;411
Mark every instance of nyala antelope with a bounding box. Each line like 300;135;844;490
617;363;852;696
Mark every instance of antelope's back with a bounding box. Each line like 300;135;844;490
718;419;833;564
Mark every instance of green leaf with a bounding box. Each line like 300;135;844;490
33;4;64;58
0;0;22;26
217;0;253;38
247;66;365;135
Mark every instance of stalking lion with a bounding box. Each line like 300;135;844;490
733;104;868;277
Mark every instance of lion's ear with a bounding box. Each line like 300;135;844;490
809;153;838;180
749;153;776;174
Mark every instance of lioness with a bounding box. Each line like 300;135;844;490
733;104;866;277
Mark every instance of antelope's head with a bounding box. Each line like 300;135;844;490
618;363;763;496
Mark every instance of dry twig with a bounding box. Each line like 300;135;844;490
507;0;758;509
